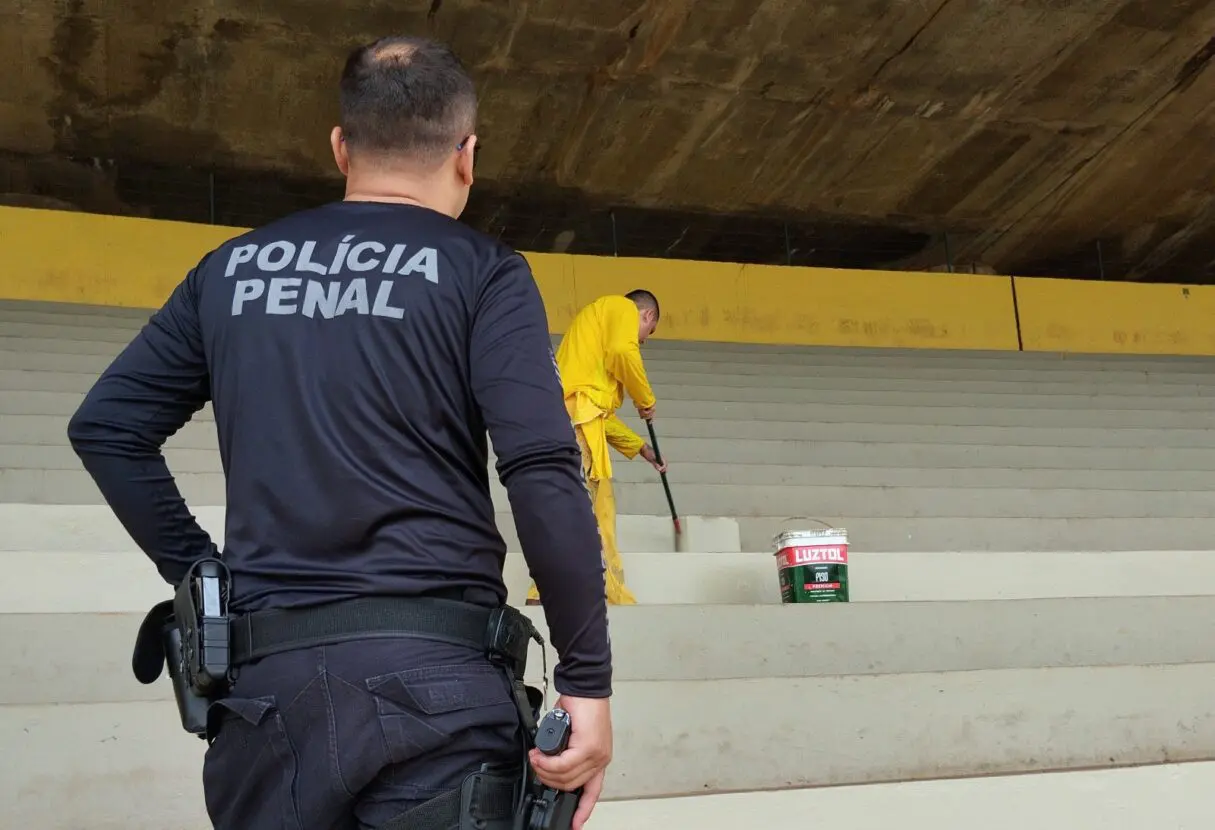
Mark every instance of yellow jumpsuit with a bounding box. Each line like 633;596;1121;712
526;295;657;606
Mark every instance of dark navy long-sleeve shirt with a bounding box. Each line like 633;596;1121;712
67;201;612;698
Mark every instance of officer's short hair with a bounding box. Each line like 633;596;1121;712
626;289;660;320
339;36;477;168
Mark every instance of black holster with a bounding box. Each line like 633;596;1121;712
132;558;233;738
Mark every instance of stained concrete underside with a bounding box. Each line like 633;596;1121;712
3;0;1215;281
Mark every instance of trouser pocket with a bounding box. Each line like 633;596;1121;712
366;662;519;765
202;696;304;830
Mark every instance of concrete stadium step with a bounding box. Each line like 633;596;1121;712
8;599;1215;707
12;405;1215;451
14;362;1215;408
9;320;1215;374
10;363;1215;408
17;330;1111;368
13;387;1215;429
9;296;1215;819
8;499;1215;556
16;414;1215;470
10;360;1215;404
511;550;1212;604
5;662;1215;817
592;416;1215;449
9;465;1215;519
8;339;1215;388
7;549;1215;615
0;503;738;555
6;757;1213;830
591;763;1215;830
730;515;1215;553
15;442;1215;490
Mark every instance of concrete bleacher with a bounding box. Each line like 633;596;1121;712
3;297;1215;828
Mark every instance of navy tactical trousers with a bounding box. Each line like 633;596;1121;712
201;636;523;830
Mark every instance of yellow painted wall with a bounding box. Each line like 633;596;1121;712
3;205;1212;357
0;208;246;309
570;257;1019;350
1015;277;1215;356
0;206;1022;351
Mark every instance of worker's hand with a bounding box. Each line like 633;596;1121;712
638;404;656;420
529;695;613;830
639;444;667;474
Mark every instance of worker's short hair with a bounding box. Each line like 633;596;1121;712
339;36;477;169
625;289;660;320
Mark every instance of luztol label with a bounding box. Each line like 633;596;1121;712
777;545;849;569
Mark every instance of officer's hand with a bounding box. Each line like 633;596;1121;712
638;404;656;420
529;695;613;828
639;444;667;474
572;769;605;830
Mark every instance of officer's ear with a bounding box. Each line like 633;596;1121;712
331;126;350;177
456;134;477;188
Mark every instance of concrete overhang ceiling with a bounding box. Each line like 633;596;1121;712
4;0;1215;281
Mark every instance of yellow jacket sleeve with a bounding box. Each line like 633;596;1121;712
602;298;657;410
604;414;645;459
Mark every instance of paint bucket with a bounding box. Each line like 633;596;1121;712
774;527;849;603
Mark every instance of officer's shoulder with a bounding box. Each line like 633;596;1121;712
433;216;525;269
200;206;324;264
439;227;536;291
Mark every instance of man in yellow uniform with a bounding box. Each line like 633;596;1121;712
526;289;667;606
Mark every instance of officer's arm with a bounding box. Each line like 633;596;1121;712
604;414;645;459
469;253;612;699
603;298;657;410
67;262;219;585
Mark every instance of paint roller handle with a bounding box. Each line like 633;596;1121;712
643;419;666;467
644;419;681;535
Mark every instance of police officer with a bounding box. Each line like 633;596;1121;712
67;36;613;830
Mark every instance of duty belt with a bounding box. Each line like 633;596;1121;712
229;595;505;666
135;583;543;740
228;594;542;737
